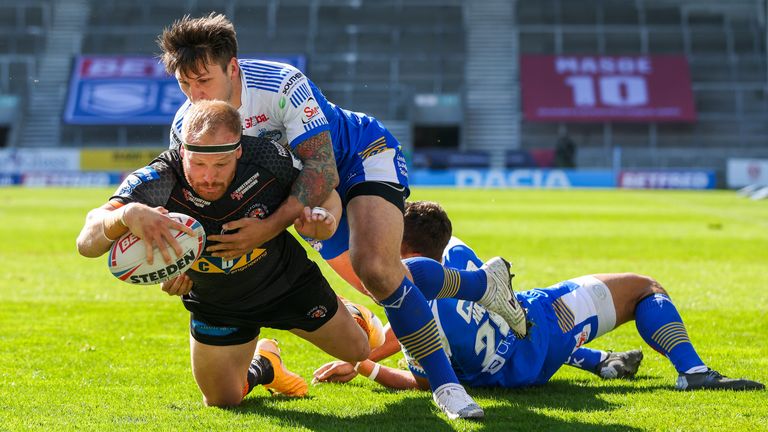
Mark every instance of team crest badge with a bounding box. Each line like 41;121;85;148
247;203;269;219
307;305;328;319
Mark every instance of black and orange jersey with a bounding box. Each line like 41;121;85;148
110;136;314;323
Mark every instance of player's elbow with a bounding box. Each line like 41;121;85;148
75;235;90;257
76;241;100;258
75;233;104;258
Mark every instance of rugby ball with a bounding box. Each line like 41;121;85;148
108;212;206;285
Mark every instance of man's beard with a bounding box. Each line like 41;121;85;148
191;181;227;201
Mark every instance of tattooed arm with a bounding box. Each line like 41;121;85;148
206;131;339;259
289;131;339;207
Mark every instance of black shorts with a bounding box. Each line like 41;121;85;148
188;264;339;346
346;181;409;213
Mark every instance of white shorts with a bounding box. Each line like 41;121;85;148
556;275;617;339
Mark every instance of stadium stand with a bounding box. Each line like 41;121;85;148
412;148;491;169
0;0;51;148
3;0;768;176
518;0;768;173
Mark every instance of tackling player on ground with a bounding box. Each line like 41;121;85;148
76;100;382;407
314;201;765;392
157;13;527;419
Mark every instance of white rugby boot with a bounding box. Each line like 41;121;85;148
432;383;484;420
477;257;528;338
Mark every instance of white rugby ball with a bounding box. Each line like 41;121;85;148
108;212;206;285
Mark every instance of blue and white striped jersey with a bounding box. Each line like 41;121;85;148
441;236;483;271
170;59;403;191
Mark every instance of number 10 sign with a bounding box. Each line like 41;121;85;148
521;55;696;123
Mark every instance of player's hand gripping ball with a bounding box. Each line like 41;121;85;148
108;212;205;285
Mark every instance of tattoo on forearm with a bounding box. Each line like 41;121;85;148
293;131;339;206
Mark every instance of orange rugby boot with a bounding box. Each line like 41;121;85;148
343;301;386;350
256;339;308;397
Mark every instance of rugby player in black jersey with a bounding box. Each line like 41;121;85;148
76;100;379;407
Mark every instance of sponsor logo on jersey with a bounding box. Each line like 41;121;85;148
244;113;269;129
246;203;269;219
134;167;159;182
118;166;159;195
397;153;408;177
571;323;592;353
128;249;197;284
279;97;287;110
230;172;260;200
183;188;212;208
307;305;328;319
170;129;183;149
300;97;322;124
282;72;304;94
303;105;321;122
191;320;239;336
191;249;267;274
258;129;283;142
272;142;288;158
589;283;609;300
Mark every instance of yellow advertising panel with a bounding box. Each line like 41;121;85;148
81;148;165;171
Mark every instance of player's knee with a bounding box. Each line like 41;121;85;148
202;392;243;408
350;253;396;286
647;276;668;296
344;340;371;363
628;273;668;301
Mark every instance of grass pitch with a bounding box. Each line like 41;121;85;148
0;187;766;431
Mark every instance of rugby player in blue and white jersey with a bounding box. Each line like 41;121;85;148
157;13;527;419
314;201;765;392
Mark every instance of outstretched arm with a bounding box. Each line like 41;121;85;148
313;359;429;390
370;324;400;362
76;202;195;264
312;324;423;389
76;203;128;258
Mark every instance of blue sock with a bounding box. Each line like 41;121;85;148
566;347;607;372
379;276;458;390
635;294;706;373
403;257;486;301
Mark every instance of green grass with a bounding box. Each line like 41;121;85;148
1;187;767;431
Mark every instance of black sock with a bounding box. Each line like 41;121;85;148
245;354;274;396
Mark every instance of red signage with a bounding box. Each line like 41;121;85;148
521;55;696;122
78;56;169;78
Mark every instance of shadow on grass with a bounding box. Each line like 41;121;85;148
232;379;667;431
